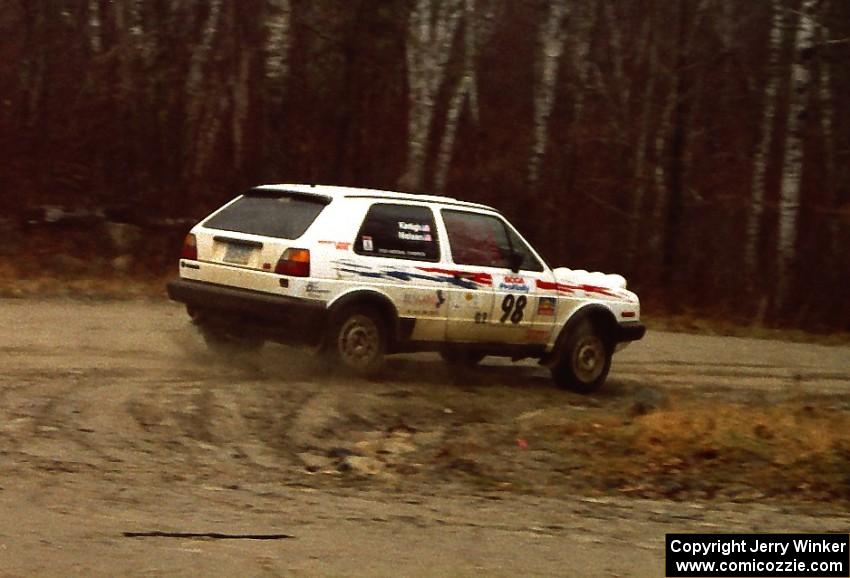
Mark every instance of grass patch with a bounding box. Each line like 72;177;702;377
544;401;849;503
644;313;850;346
417;400;850;505
0;257;170;300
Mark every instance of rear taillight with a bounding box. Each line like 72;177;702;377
180;233;197;260
275;248;310;277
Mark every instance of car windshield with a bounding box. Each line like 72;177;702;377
203;192;329;239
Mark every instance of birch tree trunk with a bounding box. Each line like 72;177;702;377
568;2;594;123
744;0;783;273
184;0;223;179
599;0;628;130
264;0;291;96
527;0;568;187
88;0;101;53
549;2;594;260
776;0;816;305
815;11;837;252
399;0;463;192
433;0;498;193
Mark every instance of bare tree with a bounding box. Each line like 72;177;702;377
527;0;568;187
776;0;816;304
399;0;464;192
661;0;707;286
433;0;499;193
625;10;659;270
265;0;291;92
88;0;101;53
184;0;224;179
744;0;783;273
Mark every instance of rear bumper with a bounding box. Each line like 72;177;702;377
615;322;646;343
167;278;328;342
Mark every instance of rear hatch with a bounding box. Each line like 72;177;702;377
191;189;330;280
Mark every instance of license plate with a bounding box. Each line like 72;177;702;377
224;243;253;265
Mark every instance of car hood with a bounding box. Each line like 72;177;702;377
551;267;628;290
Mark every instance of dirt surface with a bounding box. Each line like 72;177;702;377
1;300;849;576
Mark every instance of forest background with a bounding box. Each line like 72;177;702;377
1;0;848;330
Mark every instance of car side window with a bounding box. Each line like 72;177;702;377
442;210;512;268
354;203;440;261
442;210;544;272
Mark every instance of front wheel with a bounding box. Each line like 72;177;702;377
331;307;387;376
550;321;612;394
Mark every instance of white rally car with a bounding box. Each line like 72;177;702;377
167;184;644;393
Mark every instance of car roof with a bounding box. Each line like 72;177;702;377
252;184;499;213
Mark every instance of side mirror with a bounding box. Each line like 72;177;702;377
508;251;523;273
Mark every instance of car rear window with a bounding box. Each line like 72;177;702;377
203;192;329;239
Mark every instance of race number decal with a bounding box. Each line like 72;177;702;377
500;294;527;324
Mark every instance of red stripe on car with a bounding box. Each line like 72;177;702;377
535;279;617;298
417;267;493;286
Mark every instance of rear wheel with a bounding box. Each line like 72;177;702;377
331;307;387;376
550;320;612;394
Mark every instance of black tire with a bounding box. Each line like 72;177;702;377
200;326;264;354
330;307;387;376
550;320;612;394
440;349;486;367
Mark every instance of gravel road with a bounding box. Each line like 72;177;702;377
1;300;848;576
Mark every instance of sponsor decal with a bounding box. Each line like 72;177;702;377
525;329;549;342
537;297;556;316
397;222;433;242
305;282;330;295
398;231;432;242
398;222;431;233
498;274;529;292
318;240;352;251
401;290;445;309
376;247;428;258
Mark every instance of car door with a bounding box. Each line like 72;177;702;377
441;208;555;344
438;209;506;342
489;222;556;346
